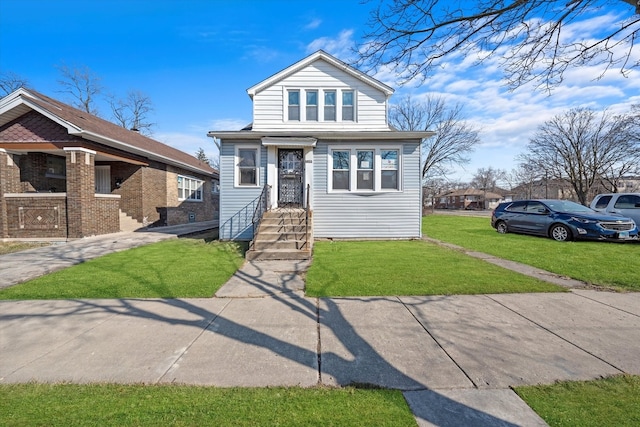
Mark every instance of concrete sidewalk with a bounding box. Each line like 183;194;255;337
0;221;218;289
2;233;640;425
2;261;639;425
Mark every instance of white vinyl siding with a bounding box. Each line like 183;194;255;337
314;141;421;239
252;59;389;131
219;141;267;240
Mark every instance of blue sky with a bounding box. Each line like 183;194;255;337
1;0;638;183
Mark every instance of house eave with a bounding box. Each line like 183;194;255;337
208;130;434;141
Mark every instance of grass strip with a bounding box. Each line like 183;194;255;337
422;215;640;291
515;375;640;427
305;239;563;297
0;384;416;426
0;239;246;299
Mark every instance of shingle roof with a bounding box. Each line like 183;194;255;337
1;88;217;177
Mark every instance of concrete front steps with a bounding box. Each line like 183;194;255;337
119;210;144;232
246;208;312;261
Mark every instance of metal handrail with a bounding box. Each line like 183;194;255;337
303;183;311;250
251;184;271;247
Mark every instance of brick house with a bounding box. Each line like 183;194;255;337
435;188;505;210
0;88;219;240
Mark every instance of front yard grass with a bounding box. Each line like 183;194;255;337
0;384;416;427
0;238;245;300
305;239;563;297
515;375;640;427
423;215;640;291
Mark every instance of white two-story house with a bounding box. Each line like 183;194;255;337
209;50;432;259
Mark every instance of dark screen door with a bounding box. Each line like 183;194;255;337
278;149;304;206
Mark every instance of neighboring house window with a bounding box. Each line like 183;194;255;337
306;90;318;121
357;150;374;190
328;147;401;193
178;175;203;201
236;146;259;187
381;149;399;190
342;90;354;121
288;90;300;121
324;90;336;121
332;150;350;190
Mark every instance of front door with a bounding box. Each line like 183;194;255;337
278;149;304;207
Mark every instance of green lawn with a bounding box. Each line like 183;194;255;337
423;215;640;291
0;239;246;300
305;239;563;297
515;375;640;427
0;384;416;427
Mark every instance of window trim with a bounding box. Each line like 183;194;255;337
234;145;260;188
284;87;356;123
327;145;402;193
178;174;204;202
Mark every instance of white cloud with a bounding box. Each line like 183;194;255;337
306;29;356;61
304;18;322;31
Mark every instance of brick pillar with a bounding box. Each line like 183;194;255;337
64;147;96;238
0;149;21;239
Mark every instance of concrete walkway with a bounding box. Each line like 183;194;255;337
1;231;639;426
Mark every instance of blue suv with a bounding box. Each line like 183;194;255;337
490;199;638;242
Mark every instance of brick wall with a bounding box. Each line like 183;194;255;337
65;149;95;238
142;163;168;225
111;162;143;221
3;194;68;239
94;195;121;235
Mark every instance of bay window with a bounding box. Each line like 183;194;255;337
329;147;401;192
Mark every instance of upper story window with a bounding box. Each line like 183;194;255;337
329;147;401;193
236;146;259;187
178;175;203;201
342;91;354;121
324;90;336;121
306;90;318;121
288;90;300;121
286;88;355;122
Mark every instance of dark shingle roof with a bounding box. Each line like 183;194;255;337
5;89;217;177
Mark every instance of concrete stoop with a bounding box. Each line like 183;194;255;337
246;209;312;261
119;210;144;232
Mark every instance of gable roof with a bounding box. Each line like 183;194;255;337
246;50;395;98
0;88;216;177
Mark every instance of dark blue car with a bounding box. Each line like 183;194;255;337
490;199;639;242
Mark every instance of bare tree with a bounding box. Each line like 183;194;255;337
519;107;640;205
359;0;640;91
109;90;155;135
0;71;29;95
471;167;506;208
510;163;545;199
389;95;480;181
56;64;102;115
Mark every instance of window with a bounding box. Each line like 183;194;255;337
615;195;640;209
342;90;354;121
594;195;612;209
332;150;350;190
288;90;300;121
306;90;318;121
178;175;203;201
357;150;374;190
324;90;336;121
380;150;398;190
237;147;258;186
329;147;401;192
506;201;527;212
46;155;66;179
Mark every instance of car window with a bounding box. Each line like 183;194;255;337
525;202;546;213
594;195;612;209
545;200;593;213
506;201;527;212
614;195;640;209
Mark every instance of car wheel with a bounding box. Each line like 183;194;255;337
550;224;572;242
496;221;508;234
